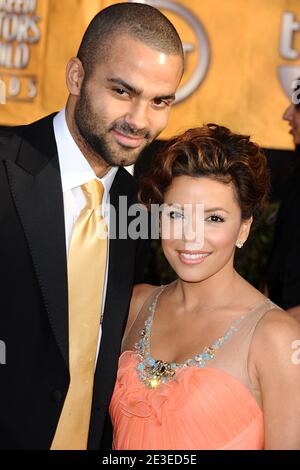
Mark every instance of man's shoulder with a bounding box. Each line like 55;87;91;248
0;113;58;162
0;125;14;143
0;112;57;136
0;125;22;162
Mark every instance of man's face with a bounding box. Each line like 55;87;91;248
283;103;300;145
74;35;183;167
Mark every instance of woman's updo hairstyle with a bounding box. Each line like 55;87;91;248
139;123;270;223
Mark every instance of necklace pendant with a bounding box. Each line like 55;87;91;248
146;376;161;389
141;359;177;389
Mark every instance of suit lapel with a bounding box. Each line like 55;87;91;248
4;116;69;367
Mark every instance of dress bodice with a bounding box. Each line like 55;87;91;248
109;288;279;450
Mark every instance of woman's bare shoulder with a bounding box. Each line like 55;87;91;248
125;284;159;335
255;306;300;340
250;307;300;449
131;283;159;310
251;306;300;369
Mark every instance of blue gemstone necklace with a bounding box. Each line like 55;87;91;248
135;286;245;389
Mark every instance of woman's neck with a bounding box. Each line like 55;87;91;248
170;266;243;316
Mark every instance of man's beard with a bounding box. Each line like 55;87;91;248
74;86;153;167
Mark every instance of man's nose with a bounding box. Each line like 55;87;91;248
125;101;149;131
283;103;294;122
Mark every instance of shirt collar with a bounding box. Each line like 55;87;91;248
53;108;118;195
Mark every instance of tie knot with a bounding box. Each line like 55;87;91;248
82;179;104;211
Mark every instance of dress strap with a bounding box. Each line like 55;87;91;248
209;298;282;403
138;285;165;322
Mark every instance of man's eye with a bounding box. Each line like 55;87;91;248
153;98;169;108
114;88;129;97
207;215;225;223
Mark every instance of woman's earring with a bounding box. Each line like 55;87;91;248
236;241;244;249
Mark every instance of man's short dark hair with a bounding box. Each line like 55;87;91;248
77;2;184;78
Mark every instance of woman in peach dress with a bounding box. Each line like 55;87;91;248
109;124;300;450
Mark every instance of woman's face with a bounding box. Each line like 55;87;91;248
160;175;252;283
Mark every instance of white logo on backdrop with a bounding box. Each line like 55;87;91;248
129;0;210;103
279;12;300;98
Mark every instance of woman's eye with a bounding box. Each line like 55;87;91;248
207;215;224;223
169;210;184;219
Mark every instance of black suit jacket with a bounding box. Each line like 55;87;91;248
0;114;146;449
267;166;300;309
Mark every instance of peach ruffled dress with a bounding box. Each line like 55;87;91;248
110;288;277;450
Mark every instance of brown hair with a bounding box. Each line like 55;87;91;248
139;124;270;222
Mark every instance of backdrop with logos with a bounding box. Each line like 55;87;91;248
1;0;300;149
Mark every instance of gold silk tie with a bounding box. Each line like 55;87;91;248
51;179;107;450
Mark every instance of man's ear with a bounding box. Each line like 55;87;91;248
66;58;85;96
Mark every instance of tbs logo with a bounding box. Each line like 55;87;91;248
279;12;300;99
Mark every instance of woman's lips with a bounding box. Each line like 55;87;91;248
111;129;144;148
178;251;211;265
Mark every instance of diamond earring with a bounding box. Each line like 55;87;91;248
236;241;244;249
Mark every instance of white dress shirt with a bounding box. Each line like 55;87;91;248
53;108;118;362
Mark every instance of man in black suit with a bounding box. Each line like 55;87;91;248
267;78;300;322
0;3;183;449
